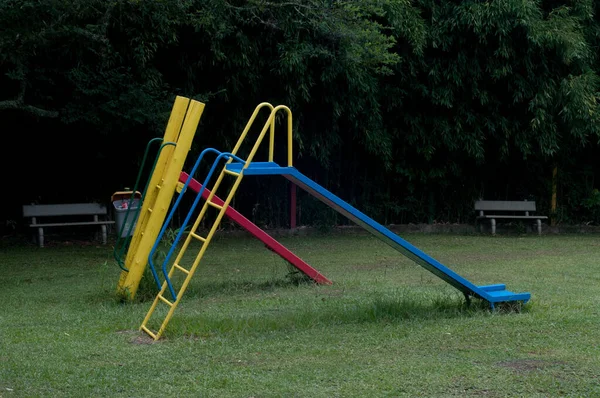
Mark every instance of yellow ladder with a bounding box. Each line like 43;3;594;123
116;96;205;300
140;103;293;340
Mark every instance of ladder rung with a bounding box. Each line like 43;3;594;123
156;184;162;189
190;232;206;242
174;263;190;274
140;325;158;340
207;201;223;210
158;294;174;306
224;169;240;177
147;208;153;213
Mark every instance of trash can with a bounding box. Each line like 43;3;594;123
112;190;142;238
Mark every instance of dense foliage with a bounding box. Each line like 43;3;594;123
2;0;600;230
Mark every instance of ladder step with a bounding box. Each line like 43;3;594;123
224;169;240;177
190;232;206;242
207;201;223;210
156;184;162;189
158;294;174;306
147;208;153;213
140;325;158;340
174;263;190;274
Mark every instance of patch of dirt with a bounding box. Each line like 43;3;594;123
118;330;159;345
130;334;159;345
497;359;565;372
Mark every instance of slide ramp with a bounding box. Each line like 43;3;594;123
226;162;531;308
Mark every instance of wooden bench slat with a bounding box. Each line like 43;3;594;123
474;200;537;212
23;203;108;217
29;221;115;228
477;215;548;220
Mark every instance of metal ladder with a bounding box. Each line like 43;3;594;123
140;103;293;340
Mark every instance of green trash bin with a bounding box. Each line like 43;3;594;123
112;191;142;238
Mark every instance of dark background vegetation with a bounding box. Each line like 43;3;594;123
2;0;600;235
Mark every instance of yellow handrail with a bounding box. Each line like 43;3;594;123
230;102;274;157
244;104;293;167
230;102;294;167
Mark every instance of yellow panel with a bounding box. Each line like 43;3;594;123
116;96;191;293
117;99;205;300
125;96;190;263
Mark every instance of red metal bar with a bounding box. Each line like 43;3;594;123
179;172;332;284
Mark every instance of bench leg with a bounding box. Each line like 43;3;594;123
536;219;542;235
38;227;44;248
490;219;496;235
101;224;107;245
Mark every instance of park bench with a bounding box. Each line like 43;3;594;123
22;203;115;247
474;200;548;235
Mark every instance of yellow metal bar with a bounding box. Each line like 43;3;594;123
221;101;293;166
174;263;190;274
268;112;275;162
207;201;223;210
140;262;174;333
158;294;174;306
232;103;293;166
190;232;206;242
118;99;205;300
243;105;293;167
140;325;158;340
140;294;162;330
284;107;293;166
230;102;274;157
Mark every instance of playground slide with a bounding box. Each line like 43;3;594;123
226;162;531;308
179;172;331;285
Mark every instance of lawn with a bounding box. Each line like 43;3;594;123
1;231;599;397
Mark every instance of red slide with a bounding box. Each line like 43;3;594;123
179;172;332;285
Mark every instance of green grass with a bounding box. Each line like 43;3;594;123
1;232;600;397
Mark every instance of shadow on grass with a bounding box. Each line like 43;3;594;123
125;269;316;304
98;268;529;340
162;291;526;339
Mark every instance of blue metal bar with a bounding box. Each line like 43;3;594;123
147;148;246;300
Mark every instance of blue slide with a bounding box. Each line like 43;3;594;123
227;162;531;308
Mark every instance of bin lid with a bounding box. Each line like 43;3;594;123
111;190;142;202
